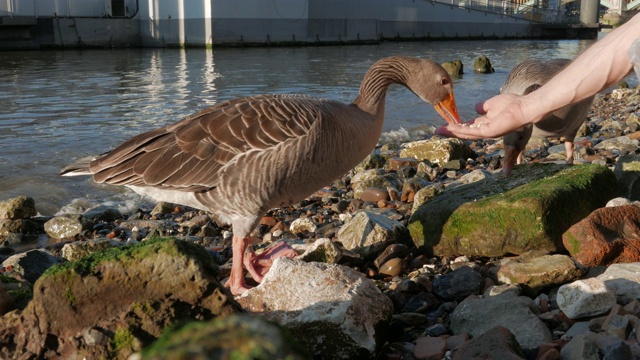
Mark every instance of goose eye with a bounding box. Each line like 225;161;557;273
440;78;450;86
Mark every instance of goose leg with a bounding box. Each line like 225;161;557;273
244;240;297;283
565;141;574;165
225;235;253;296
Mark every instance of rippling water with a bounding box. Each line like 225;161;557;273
0;38;618;215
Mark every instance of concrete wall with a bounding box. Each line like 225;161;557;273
138;0;212;47
0;0;138;17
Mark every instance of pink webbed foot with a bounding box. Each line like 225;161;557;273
243;240;298;283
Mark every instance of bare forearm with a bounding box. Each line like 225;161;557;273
523;16;640;123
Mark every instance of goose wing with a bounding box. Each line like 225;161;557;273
89;94;325;192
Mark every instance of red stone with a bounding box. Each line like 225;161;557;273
562;205;640;267
414;336;447;360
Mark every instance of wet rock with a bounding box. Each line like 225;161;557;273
1;249;61;284
441;59;463;77
44;215;84;239
379;258;405;277
61;238;125;262
409;164;616;257
496;252;583;293
433;266;482;301
351;170;401;200
374;244;410;269
597;263;640;304
83;205;123;223
410;185;442;214
238;258;393;359
614;153;640;200
399;138;475;166
474;55;495;73
337;211;408;259
0;238;240;359
296;238;342;264
360;187;390;203
0;219;43;239
142;314;309;360
452;326;526;359
556;278;616;319
0;196;37;220
450;293;552;349
563;205;640;267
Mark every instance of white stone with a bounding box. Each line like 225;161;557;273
598;263;640;304
336;211;407;258
557;278;616;319
289;217;317;235
606;197;633;207
238;258;393;359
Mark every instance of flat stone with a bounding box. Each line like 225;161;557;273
497;253;583;292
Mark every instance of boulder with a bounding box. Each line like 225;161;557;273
141;314;309;360
597;263;640;304
563;205;640;267
337;211;409;259
0;238;240;359
450;293;552;349
237;258;393;359
409;164;617;257
556;278;616;319
0;196;37;220
399;138;475;165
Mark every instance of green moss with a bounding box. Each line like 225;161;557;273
564;232;581;254
7;288;32;302
0;275;21;284
112;327;136;351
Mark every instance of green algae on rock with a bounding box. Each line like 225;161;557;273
0;237;241;360
142;314;310;360
408;164;617;257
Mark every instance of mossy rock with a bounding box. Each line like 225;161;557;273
441;60;464;77
142;314;310;360
408;164;617;257
474;55;495;73
0;237;241;359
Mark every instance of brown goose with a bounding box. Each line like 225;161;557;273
61;56;461;295
501;59;595;175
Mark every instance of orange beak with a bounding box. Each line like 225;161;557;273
434;93;462;125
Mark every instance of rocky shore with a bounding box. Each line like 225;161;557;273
1;87;640;359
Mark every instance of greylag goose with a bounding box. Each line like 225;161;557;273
61;56;462;295
501;59;595;175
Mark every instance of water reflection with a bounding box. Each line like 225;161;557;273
1;38;629;214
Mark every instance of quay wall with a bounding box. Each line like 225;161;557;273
0;0;548;49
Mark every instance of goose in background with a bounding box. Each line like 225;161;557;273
61;56;462;295
501;59;595;175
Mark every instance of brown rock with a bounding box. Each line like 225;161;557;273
387;157;419;171
414;336;447;360
446;332;469;351
563;205;640;267
360;187;390;203
0;196;37;220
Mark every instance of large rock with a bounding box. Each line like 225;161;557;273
237;258;393;359
496;252;583;293
0;196;37;220
563;205;640;267
399;138;475;165
409;164;617;257
337;211;409;259
441;60;463;77
1;249;61;284
474;55;495;73
450;293;552;349
0;238;240;359
142;314;309;360
597;263;640;304
556;278;616;319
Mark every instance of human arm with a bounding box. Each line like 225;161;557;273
437;14;640;139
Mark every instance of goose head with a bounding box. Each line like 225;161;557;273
406;58;462;125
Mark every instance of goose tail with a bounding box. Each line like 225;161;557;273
60;156;95;177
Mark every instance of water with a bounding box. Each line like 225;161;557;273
0;38;615;215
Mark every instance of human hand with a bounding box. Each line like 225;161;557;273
436;93;535;139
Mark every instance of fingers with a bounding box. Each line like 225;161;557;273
475;101;488;115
